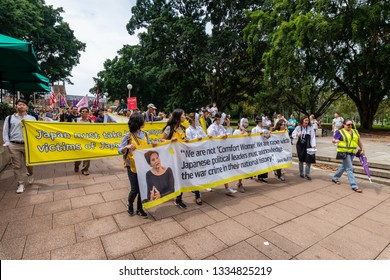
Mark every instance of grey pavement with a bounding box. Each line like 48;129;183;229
0;136;390;260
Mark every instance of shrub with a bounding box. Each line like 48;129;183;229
0;102;15;120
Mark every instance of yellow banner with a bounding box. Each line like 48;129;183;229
22;120;167;166
133;132;293;208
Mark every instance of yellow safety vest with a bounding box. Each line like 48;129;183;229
337;128;360;154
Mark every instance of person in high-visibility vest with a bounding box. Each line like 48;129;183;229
331;119;365;193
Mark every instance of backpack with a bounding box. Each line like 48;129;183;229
7;114;13;139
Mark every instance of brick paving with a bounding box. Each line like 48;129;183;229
1;142;390;260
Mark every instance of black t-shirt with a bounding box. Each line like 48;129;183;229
146;167;174;200
66;113;79;122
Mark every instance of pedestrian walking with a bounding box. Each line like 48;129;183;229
161;108;188;208
74;107;93;175
332;119;364;193
292;116;316;180
119;113;153;218
2;99;36;193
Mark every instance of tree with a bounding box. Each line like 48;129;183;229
94;45;168;111
126;0;265;111
0;0;86;84
245;0;390;131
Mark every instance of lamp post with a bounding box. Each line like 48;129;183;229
127;84;133;98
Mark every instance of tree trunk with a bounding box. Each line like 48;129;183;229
355;98;378;132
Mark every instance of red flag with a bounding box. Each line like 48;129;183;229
93;85;99;107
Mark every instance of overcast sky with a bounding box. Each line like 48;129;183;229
45;0;139;96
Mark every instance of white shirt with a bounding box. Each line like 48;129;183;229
233;129;248;135
3;113;36;146
186;125;206;140
332;117;344;131
292;125;316;147
251;126;264;134
207;122;232;136
210;106;218;113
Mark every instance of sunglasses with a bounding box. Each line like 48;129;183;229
345;123;353;126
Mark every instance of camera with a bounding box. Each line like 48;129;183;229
226;114;231;119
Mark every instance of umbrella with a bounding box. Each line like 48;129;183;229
1;71;49;84
1;81;51;92
0;34;41;73
0;34;48;99
355;150;372;183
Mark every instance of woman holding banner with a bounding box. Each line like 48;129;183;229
161;108;188;209
233;118;250;193
207;112;237;195
185;112;207;205
252;116;269;183
119;113;152;219
273;120;288;182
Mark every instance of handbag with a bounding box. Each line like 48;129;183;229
336;152;347;160
306;148;316;163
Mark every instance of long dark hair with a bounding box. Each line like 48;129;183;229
163;108;185;139
274;119;287;131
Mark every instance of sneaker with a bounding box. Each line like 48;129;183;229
259;178;268;183
195;198;202;205
81;170;90;176
236;184;245;193
277;176;286;182
16;184;25;194
225;187;237;195
136;209;148;218
206;188;213;192
305;175;312;181
174;199;187;209
127;204;134;216
27;174;34;185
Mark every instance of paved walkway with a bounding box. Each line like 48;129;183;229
1;137;390;260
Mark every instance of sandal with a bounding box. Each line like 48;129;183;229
332;179;341;185
353;188;363;193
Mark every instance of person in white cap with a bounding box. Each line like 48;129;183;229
143;103;163;122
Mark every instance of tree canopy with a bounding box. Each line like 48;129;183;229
245;0;390;130
94;0;388;130
96;0;264;112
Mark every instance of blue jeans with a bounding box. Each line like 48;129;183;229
299;162;311;176
332;154;357;189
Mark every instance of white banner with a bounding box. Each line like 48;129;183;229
133;131;292;208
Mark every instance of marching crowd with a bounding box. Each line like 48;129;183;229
2;99;365;220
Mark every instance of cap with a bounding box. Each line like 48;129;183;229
147;103;157;109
